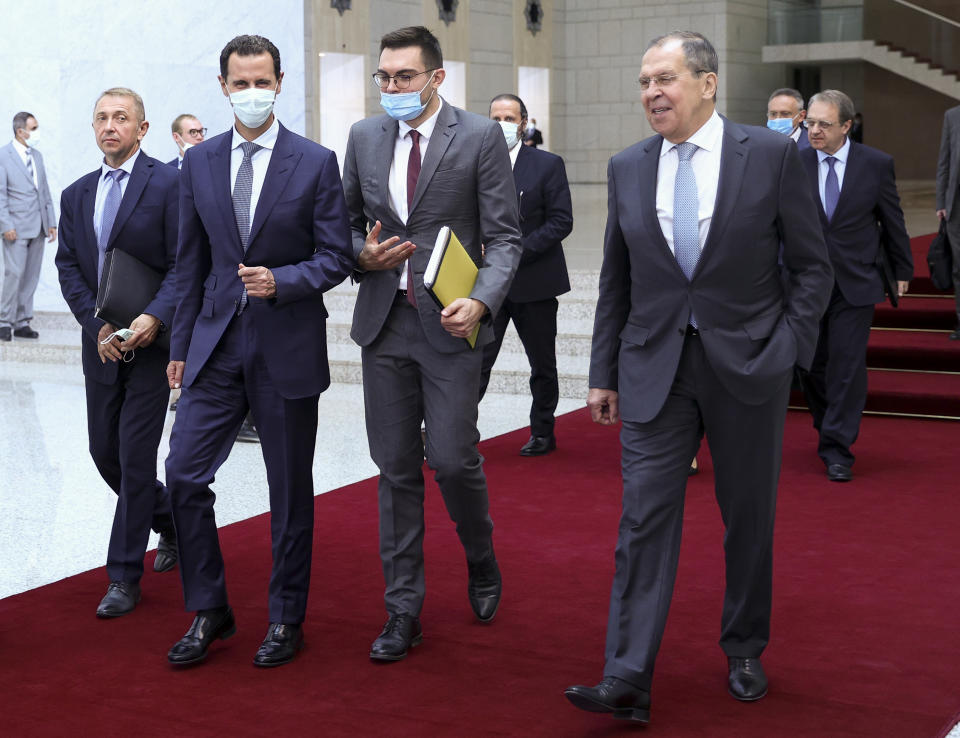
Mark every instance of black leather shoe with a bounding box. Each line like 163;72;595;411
168;607;236;665
253;623;304;667
520;434;556;456
235;419;260;443
153;529;178;573
467;555;502;622
96;581;141;618
0;327;10;342
827;463;853;482
564;676;651;723
13;326;38;339
369;614;422;662
728;657;768;701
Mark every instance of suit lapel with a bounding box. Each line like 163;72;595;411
81;171;100;272
699;119;748;272
410;103;456;215
107;152;151;249
636;137;674;263
248;123;301;248
5;145;33;185
376;117;399;216
209;132;242;253
831;140;858;223
802;150;828;225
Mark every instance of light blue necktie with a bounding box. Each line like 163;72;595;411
98;169;127;280
673;142;700;327
233;141;262;313
824;156;839;221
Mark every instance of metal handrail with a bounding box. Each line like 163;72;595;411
890;0;960;31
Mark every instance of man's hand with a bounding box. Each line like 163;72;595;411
441;298;487;339
588;388;620;426
238;263;276;298
167;361;185;389
897;280;910;297
47;226;57;242
97;322;122;364
937;209;947;220
121;313;161;350
2;229;16;242
357;220;415;271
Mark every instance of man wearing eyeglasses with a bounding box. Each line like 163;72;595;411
766;87;810;149
168;115;206;170
565;32;832;724
343;25;521;663
798;89;912;483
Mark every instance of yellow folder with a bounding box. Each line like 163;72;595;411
423;226;481;348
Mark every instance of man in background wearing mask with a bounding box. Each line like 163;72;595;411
766;88;810;149
168;114;205;169
343;25;521;662
481;93;573;457
0;112;57;341
164;34;354;668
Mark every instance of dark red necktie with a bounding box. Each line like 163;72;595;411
405;130;421;307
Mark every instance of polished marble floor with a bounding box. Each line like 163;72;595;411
0;360;581;600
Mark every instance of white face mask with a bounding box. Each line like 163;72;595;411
174;134;193;154
25;130;39;148
229;85;278;128
498;121;521;149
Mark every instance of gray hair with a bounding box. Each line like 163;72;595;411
646;31;719;76
808;89;855;125
95;87;146;123
768;88;804;110
12;111;35;137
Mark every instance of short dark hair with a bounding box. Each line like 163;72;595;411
380;26;442;70
12;111;35;137
768;88;804;110
646;31;719;76
490;94;528;121
220;34;281;80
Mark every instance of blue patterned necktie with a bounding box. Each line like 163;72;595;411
824;156;839;221
673;142;700;326
98;169;127;280
233;141;262;313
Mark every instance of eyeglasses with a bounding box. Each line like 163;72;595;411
803;119;840;130
637;70;709;91
371;69;437;90
184;128;207;138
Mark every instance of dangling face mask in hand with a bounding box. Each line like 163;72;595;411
380;72;437;122
230;84;279;129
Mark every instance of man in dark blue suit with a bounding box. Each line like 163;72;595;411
167;114;205;170
55;87;179;618
800;89;913;482
481;93;573;456
164;35;354;668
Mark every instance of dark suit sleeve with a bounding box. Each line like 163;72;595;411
937;111;953;212
777;140;833;369
142;170;179;327
519;155;573;266
875;156;914;282
341;126;370;278
588;158;632;391
271;150;354;303
170;151;210;362
55;188;104;342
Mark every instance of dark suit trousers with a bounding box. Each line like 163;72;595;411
166;312;319;624
85;349;173;584
605;334;789;691
802;285;874;468
945;203;960;324
478;297;560;436
362;297;494;617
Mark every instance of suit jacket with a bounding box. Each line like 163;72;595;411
170;122;354;400
937;105;960;217
801;141;913;307
0;142;56;237
589;116;833;423
55;151;178;384
343;101;522;352
796;126;811;150
507;144;572;303
167;157;180;169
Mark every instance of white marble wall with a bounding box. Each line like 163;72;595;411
0;0;306;313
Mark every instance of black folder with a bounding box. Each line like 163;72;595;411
95;248;169;349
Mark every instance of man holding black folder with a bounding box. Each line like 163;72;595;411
55;87;179;619
343;26;521;661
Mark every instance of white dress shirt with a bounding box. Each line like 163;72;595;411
230;117;280;229
94;149;141;243
816;136;850;208
388;98;443;289
11;138;38;188
656;110;724;257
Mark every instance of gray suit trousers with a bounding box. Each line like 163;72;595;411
1;232;44;328
362;297;494;616
605;334;790;691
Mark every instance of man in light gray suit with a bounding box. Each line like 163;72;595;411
343;26;521;662
564;32;832;725
0;111;57;341
936;103;960;340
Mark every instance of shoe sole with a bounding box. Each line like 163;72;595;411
168;623;237;666
564;690;650;723
369;632;423;662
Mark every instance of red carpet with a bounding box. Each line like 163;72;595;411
2;409;959;736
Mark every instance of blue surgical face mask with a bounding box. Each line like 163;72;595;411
380;72;436;121
766;118;795;135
